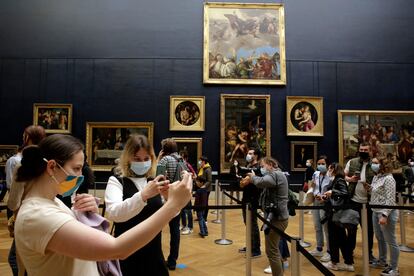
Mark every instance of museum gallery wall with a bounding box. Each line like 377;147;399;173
0;0;413;184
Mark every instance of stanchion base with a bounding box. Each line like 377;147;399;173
399;245;414;252
211;219;221;224
215;239;233;245
299;241;311;248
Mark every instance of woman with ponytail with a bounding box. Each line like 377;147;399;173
14;134;192;276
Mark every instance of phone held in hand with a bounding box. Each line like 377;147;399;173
354;170;361;179
156;164;167;179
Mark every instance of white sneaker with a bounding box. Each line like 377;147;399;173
181;227;191;235
309;249;323;257
320;252;331;262
338;263;355;272
323;261;339;271
264;266;272;274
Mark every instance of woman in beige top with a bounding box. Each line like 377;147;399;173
14;134;192;276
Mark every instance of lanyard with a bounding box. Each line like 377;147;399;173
318;174;325;194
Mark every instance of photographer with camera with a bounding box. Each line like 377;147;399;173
241;156;288;276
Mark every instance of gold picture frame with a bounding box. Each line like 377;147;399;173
33;103;73;134
170;96;205;131
286;96;324;137
86;122;154;171
220;94;271;173
338;110;414;166
203;2;286;85
0;145;19;166
172;137;203;170
290;141;317;172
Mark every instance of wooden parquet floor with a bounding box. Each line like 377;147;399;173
1;196;413;276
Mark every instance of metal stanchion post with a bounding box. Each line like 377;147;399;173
211;179;219;215
245;204;252;276
212;180;221;224
361;203;370;276
298;191;311;248
215;186;233;245
398;192;414;252
290;239;301;276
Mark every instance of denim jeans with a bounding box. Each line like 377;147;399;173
197;210;208;235
180;201;193;229
372;210;400;270
312;200;329;250
8;239;18;276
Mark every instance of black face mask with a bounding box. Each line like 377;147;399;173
359;151;369;160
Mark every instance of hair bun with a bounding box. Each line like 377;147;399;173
16;146;46;182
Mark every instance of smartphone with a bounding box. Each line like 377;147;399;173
156;164;167;178
354;170;361;179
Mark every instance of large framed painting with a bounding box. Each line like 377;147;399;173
0;145;19;166
338;110;414;166
286;96;324;137
170;96;205;131
290;141;317;172
86;122;154;171
33;103;72;134
203;2;286;85
172;137;202;171
220;94;271;173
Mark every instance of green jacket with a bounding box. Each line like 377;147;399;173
347;157;375;197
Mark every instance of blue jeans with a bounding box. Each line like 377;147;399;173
312;200;329;250
180;201;193;229
197;210;208;235
372;210;400;270
9;239;18;276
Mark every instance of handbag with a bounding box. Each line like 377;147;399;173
303;187;314;206
332;209;360;227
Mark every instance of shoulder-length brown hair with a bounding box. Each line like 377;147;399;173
376;156;393;175
115;134;156;178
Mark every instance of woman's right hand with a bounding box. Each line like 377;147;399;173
165;171;192;210
141;175;169;202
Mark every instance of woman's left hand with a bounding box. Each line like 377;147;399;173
73;193;99;213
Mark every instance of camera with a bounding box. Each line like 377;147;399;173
239;166;261;178
262;203;276;235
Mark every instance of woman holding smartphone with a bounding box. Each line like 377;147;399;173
105;134;171;275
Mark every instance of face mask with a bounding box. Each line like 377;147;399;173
317;165;327;173
409;162;414;167
359;151;369;160
246;154;252;163
130;160;152;176
371;163;380;173
45;159;84;198
233;161;238;166
306;162;311;167
198;160;202;167
260;167;268;175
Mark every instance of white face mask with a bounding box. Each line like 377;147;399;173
130;160;152;176
246;154;253;163
306;162;311;167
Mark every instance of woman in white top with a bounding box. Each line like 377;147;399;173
105;134;169;275
14;134;192;276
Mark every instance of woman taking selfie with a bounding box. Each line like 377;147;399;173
105;134;170;275
14;134;192;276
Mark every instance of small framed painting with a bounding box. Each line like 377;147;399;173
286;96;323;137
0;145;19;166
290;141;317;172
33;103;72;134
170;96;205;131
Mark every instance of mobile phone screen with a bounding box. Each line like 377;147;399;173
156;164;167;178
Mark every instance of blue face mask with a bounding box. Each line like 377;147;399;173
131;160;152;176
260;167;268;175
371;163;380;173
317;165;327;173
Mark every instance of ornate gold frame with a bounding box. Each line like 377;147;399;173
33;103;73;134
172;137;203;168
290;141;317;172
86;122;154;171
203;2;286;85
170;96;205;131
286;96;324;137
220;94;271;173
338;110;414;165
0;145;19;166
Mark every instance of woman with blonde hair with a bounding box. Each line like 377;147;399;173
105;134;172;275
14;134;191;276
